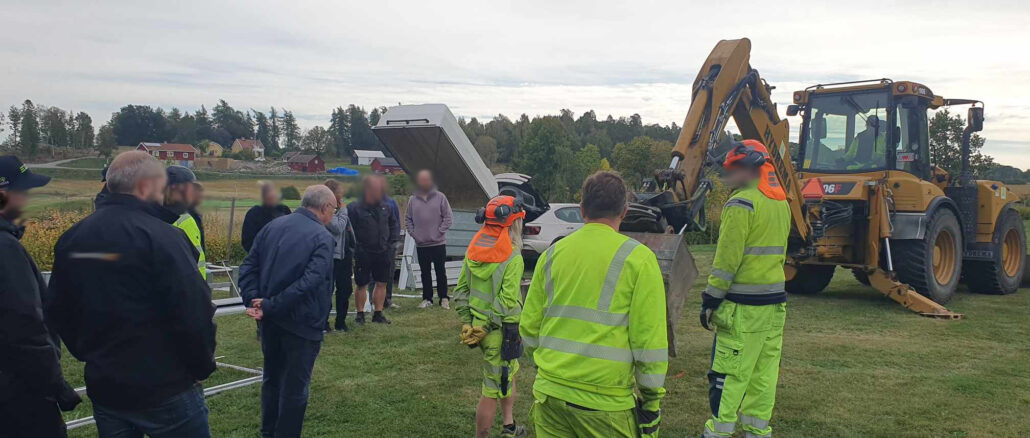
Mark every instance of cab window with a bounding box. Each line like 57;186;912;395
554;207;583;223
894;96;930;179
802;90;889;172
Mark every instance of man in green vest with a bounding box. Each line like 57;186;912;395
699;140;790;438
843;115;887;170
521;171;667;438
165;166;206;280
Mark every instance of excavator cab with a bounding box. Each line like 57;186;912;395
794;80;933;180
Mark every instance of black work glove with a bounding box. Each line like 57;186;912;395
699;292;724;331
636;398;661;437
55;380;82;412
500;322;523;361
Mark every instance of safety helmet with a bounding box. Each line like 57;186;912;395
468;195;525;263
722;139;770;170
475;195;526;227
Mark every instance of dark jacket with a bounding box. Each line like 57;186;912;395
239;208;334;341
347;200;399;256
189;208;206;251
241;204;292;252
0;217;66;401
49;194;217;409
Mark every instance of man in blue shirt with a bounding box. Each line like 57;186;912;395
239;185;337;438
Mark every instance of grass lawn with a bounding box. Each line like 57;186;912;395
59;245;1030;437
58;157;110;169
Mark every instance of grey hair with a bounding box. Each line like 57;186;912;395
258;180;276;196
107;151;165;194
509;218;523;252
301;185;337;210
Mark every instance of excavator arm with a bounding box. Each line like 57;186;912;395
665;38;810;241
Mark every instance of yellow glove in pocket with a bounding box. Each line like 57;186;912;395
459;324;473;343
462;326;489;346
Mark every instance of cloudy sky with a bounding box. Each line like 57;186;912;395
2;0;1029;167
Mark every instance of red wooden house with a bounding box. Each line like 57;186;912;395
136;142;199;167
371;157;403;174
287;154;325;173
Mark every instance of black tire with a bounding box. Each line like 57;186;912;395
891;208;962;304
853;269;871;286
786;264;836;294
963;209;1025;295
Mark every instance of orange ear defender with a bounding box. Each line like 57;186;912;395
475;195;526;227
468;195;526;263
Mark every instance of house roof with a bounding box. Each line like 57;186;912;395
375;157;400;167
288;154;320;164
139;142;198;153
282;151;301;160
353;149;385;158
235;139;265;150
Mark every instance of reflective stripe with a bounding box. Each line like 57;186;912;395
544;246;556;306
725;198;754;211
728;282;785;294
631;348;667;363
482;377;500;390
635;372;666;388
711;268;735;282
740;415;770;429
523;336;539;348
744;432;771;438
596;239;640;311
743;246;784;255
545;305;628;326
539;336;633;363
711;419;737;433
471;290;493;304
705;284;728;298
483;363;503;375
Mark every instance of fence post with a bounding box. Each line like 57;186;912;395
226;198;236;264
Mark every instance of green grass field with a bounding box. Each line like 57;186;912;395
58;246;1030;437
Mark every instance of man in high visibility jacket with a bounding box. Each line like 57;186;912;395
521;171;667;438
165;166;206;280
453;195;528;438
843;115;886;170
699;140;790;438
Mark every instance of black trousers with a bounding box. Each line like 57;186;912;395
260;322;322;438
0;392;66;438
416;244;449;301
332;254;353;324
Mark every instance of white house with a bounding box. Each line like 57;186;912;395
352;149;386;166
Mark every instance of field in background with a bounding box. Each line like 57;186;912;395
54;246;1030;437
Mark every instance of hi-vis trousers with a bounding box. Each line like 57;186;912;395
703;302;786;438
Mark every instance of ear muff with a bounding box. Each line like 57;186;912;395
475;207;487;224
726;142;769;169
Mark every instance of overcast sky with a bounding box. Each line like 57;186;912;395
2;0;1029;167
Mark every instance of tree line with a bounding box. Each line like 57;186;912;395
3;100;95;157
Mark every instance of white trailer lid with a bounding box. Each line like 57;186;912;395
373;104;497;210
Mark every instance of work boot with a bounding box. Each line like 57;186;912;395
440;298;450;310
372;311;391;324
418;300;433;309
355;312;366;325
501;423;526;438
334;318;348;332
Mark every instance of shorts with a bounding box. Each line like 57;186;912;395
480;329;519;399
354;251;392;287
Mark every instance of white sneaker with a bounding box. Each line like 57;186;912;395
440;298;450;310
418;300;433;309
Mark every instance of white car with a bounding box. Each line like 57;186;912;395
522;203;584;257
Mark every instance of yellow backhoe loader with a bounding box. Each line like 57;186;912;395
627;38;1025;318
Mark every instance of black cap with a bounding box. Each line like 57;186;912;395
0;155;50;191
166;165;197;186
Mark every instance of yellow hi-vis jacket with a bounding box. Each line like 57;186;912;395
705;182;790;304
175;213;207;280
453;250;524;327
521;223;668;412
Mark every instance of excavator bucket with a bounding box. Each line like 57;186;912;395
623;232;698;357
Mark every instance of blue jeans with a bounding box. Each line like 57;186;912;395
261;321;322;438
92;385;210;438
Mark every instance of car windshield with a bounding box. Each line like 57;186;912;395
802;90;889;172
